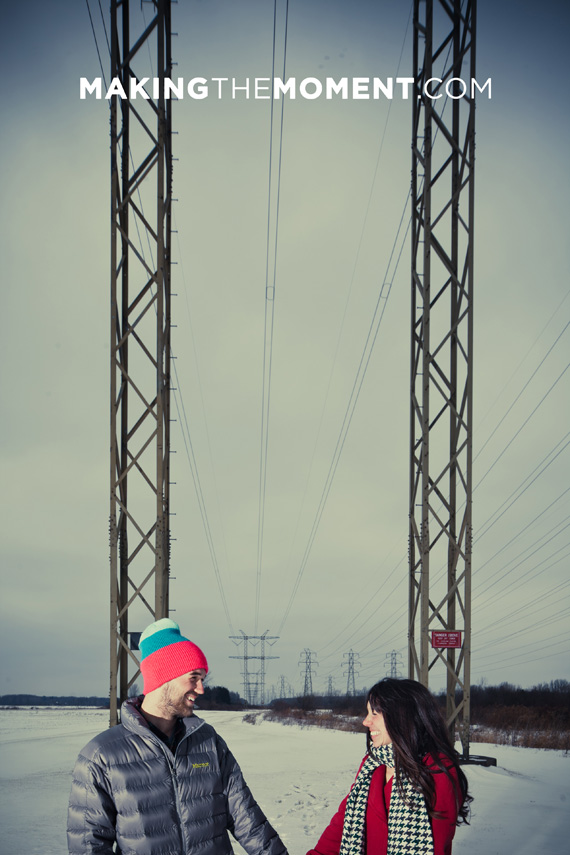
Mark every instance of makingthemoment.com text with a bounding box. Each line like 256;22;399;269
80;76;492;101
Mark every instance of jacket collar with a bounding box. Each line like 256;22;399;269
121;695;206;737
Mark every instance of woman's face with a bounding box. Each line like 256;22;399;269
363;701;392;747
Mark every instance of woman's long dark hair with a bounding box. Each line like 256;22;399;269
366;678;472;824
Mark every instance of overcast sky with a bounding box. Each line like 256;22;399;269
1;0;568;701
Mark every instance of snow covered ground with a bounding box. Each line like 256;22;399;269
0;707;568;855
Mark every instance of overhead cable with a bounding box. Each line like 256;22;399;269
473;540;570;607
317;553;406;657
299;16;470;652
255;0;289;633
475;288;569;436
277;200;411;635
170;357;235;634
85;0;108;89
271;3;413;634
475;434;570;543
475;580;570;637
474;317;569;462
173;221;237;621
474;361;570;492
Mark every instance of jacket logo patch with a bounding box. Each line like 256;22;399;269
192;762;209;769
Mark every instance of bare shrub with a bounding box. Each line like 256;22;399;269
470;726;570;751
263;707;366;734
263;683;570;751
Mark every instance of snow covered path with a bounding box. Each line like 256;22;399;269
0;707;568;855
205;712;570;855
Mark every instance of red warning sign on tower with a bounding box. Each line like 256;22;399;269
431;631;462;648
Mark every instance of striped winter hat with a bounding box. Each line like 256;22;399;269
139;618;208;695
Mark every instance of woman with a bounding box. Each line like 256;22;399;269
307;678;472;855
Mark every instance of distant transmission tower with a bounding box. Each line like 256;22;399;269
327;675;334;697
229;630;278;705
343;650;360;696
109;0;173;727
409;0;476;757
384;650;404;678
299;649;317;696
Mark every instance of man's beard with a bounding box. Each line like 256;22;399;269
161;682;195;718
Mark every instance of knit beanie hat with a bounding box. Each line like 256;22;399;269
139;618;209;695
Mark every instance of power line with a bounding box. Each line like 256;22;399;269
474;289;570;436
97;0;111;57
288;75;469;657
170;358;235;634
475;583;570;639
318;555;407;664
473;528;570;604
172;220;237;619
277;200;411;634
473;645;570;676
472;624;570;667
476;603;570;649
475;436;570;544
255;0;289;633
272;7;413;635
475;626;570;659
476;579;570;635
316;490;569;677
474;320;569;463
85;0;108;89
318;552;406;654
474;550;570;631
474;361;570;493
314;491;568;685
316;470;569;676
423;441;570;601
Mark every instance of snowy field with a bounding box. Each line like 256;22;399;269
0;707;568;855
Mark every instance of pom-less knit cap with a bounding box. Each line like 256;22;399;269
139;618;208;695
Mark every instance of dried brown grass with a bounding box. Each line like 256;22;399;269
470;726;570;751
248;707;366;733
259;705;569;750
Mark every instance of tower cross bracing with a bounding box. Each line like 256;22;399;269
409;0;476;757
109;0;173;726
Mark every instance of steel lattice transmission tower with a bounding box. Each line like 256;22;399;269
343;650;360;697
409;0;476;758
109;0;173;726
229;631;279;705
384;649;404;679
299;649;317;697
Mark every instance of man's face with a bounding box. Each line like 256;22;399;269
161;669;206;718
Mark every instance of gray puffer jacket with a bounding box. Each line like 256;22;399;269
67;697;287;855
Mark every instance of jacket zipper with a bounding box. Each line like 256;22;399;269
141;733;188;853
170;723;205;852
134;712;205;854
158;726;203;853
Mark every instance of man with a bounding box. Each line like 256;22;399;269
67;618;288;855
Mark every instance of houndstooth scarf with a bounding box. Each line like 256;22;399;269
339;744;434;855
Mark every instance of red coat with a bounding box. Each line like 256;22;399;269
307;756;460;855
